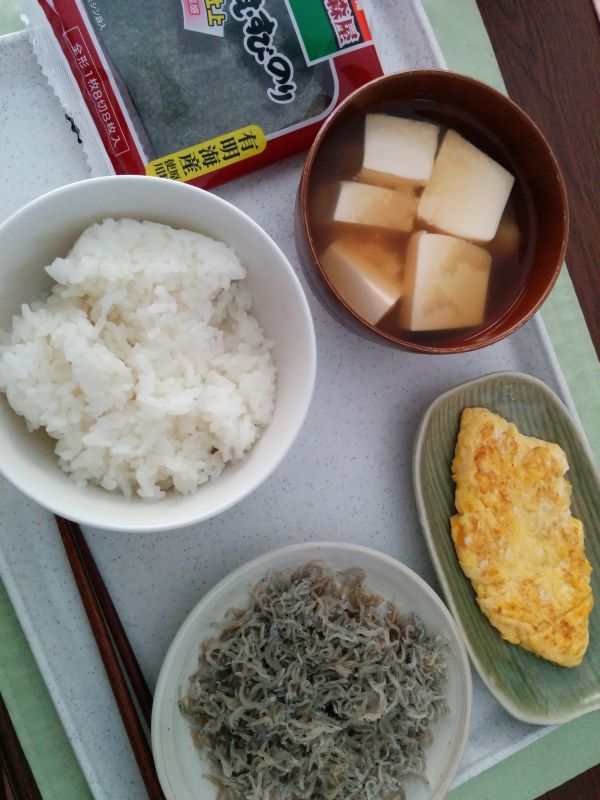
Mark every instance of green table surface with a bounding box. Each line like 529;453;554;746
1;1;599;798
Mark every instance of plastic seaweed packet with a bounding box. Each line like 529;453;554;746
19;0;383;188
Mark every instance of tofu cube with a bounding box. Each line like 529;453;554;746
400;232;491;331
418;130;515;242
333;181;417;232
488;215;521;263
321;233;404;325
361;114;440;187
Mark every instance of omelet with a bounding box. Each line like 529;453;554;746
450;407;593;667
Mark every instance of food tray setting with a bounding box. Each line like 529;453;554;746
0;3;595;800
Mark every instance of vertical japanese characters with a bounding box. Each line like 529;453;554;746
64;27;129;156
231;0;297;103
323;0;362;48
147;125;267;182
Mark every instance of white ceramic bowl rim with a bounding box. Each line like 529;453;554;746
0;176;317;532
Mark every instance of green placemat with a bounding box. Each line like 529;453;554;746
422;0;600;463
0;580;93;800
426;1;600;797
0;2;23;35
1;2;599;799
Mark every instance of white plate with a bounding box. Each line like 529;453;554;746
152;542;472;800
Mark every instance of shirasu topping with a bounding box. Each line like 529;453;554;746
180;562;448;800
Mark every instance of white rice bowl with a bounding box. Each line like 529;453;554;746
0;218;276;500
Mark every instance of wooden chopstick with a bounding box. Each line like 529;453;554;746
65;523;153;726
0;694;43;800
55;516;166;800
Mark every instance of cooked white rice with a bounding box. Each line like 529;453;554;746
0;218;276;499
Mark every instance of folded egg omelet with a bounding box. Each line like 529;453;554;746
451;407;593;667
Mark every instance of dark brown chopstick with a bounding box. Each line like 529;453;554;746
0;694;43;800
66;523;153;726
55;516;166;800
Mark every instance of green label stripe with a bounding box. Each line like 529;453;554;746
286;0;340;62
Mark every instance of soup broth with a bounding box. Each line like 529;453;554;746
308;99;534;347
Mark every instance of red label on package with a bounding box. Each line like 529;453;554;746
63;27;130;157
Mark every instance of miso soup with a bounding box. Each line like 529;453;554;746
308;99;534;347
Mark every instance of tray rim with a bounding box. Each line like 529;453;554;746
2;4;597;798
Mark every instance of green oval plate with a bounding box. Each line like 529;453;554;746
413;371;600;725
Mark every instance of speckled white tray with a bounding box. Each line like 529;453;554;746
0;5;582;800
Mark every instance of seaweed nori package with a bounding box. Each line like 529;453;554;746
22;0;382;187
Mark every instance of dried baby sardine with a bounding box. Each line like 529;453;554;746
180;561;448;800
